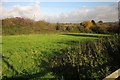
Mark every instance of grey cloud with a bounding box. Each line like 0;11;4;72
45;3;118;23
1;3;42;20
0;2;118;23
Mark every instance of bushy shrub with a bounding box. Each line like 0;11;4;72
91;20;96;25
80;20;93;29
107;23;120;33
77;26;93;33
92;22;119;34
95;23;109;33
98;21;103;24
2;17;54;35
49;35;120;80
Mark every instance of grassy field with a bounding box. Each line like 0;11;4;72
2;33;110;79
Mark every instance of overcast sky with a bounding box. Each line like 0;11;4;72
0;1;119;23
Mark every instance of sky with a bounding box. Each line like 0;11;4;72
0;1;119;23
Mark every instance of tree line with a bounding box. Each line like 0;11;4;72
1;17;120;35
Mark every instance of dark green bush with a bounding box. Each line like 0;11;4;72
49;35;120;80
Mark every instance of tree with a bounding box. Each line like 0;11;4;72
96;23;109;33
66;26;71;31
81;20;93;29
91;20;96;25
55;23;61;30
98;21;103;24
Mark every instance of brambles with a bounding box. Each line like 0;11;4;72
49;35;120;80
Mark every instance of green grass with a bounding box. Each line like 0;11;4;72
2;33;109;79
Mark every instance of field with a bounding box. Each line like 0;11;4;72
1;2;120;79
2;33;110;79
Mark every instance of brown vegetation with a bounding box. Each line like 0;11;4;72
1;17;120;35
80;20;93;29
